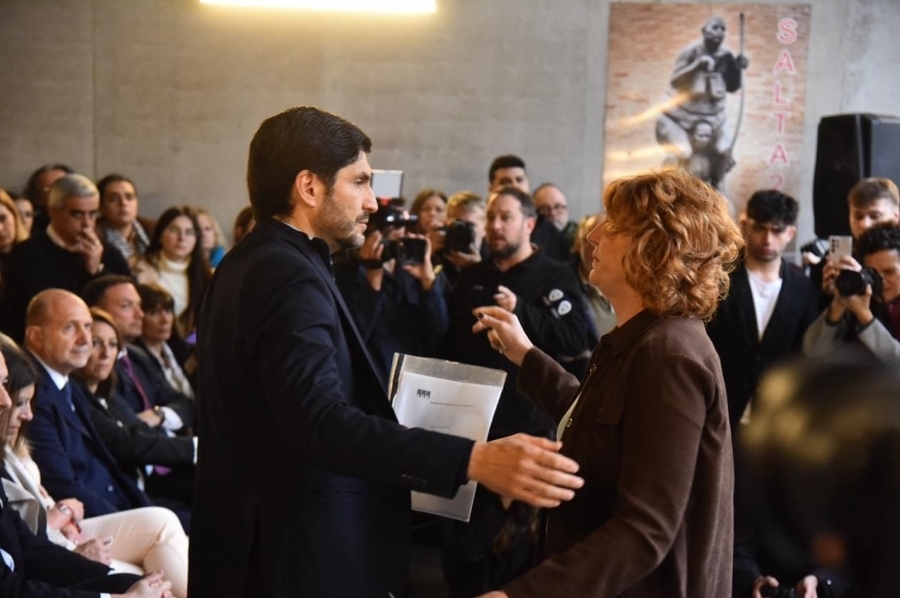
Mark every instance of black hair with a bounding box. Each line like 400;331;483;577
857;222;900;258
746;189;799;226
488;155;526;184
247;106;372;220
96;173;137;200
82;274;137;308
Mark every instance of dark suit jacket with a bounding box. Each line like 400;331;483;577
0;480;141;597
0;229;130;341
27;361;151;518
706;260;819;430
114;344;195;428
190;218;475;598
84;388;194;470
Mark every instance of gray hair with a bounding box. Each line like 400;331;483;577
48;173;98;209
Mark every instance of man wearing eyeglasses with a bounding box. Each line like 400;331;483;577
1;173;130;342
533;183;578;251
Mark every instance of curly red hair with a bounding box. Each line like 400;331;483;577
603;168;743;320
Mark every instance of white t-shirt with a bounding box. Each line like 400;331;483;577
747;270;783;341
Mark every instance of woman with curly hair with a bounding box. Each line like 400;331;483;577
132;206;212;337
472;168;743;598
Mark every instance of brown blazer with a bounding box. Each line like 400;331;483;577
505;310;733;598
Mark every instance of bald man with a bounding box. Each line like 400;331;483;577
23;290;154;520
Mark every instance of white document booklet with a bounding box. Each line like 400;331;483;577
388;354;505;522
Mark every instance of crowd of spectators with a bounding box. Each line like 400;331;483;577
0;155;896;597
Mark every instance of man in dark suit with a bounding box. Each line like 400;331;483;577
22;289;159;522
1;174;130;342
705;190;820;598
707;190;819;433
190;106;584;598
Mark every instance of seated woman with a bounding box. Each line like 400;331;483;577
473;169;742;597
0;342;189;598
131;206;212;338
73;308;196;511
136;283;195;398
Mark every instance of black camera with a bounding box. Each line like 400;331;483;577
442;219;476;253
835;267;882;297
369;203;418;233
759;585;796;598
382;237;427;265
800;238;829;259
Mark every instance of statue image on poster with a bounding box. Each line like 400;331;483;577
656;15;749;191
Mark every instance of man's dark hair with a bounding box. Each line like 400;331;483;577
746;189;799;225
491;186;536;219
96;173;137;199
857;222;900;259
82;274;137;308
24;163;73;201
247;106;372;220
488;155;526;184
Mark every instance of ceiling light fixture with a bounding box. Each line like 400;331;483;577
200;0;436;14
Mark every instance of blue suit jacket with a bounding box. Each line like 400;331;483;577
27;359;151;518
190;218;474;597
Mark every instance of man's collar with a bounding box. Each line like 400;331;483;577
31;353;69;390
45;224;77;252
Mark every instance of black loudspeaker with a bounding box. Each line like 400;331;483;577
813;114;900;238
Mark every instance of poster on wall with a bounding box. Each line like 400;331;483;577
603;3;811;214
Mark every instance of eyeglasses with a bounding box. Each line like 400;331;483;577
538;203;568;214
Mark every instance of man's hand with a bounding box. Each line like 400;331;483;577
796;575;818;598
467;434;583;508
114;571;173;598
137;408;163;428
472;306;533;366
446;245;482;269
475;592;510;598
73;228;104;275
359;230;385;291
822;255;861;297
492;285;517;312
737;54;749;69
752;576;780;598
840;284;874;326
74;536;114;565
401;233;437;291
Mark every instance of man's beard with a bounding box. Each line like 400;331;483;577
319;191;367;250
490;239;520;261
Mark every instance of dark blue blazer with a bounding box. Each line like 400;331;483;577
27;360;151;518
706;260;820;431
190;218;474;598
113;344;196;428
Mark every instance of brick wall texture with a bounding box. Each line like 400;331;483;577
604;3;811;213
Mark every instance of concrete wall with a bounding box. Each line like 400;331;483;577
2;0;899;243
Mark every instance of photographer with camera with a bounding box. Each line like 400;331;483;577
803;222;900;365
430;191;489;290
334;201;449;379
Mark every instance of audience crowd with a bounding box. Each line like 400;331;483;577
0;154;896;597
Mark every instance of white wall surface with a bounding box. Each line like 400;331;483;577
2;0;899;243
